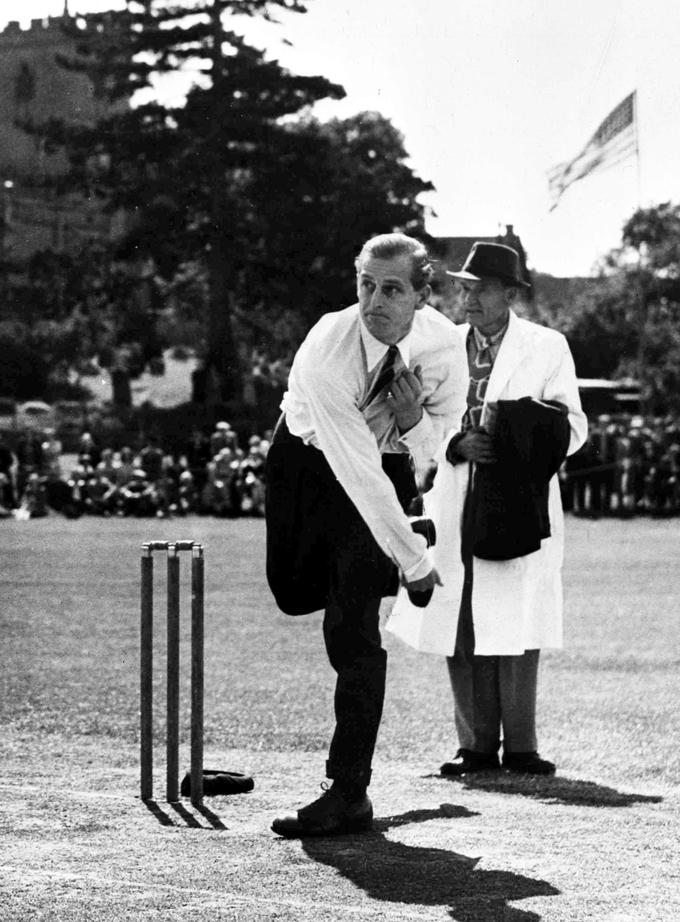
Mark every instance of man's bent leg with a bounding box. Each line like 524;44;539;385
323;496;394;790
324;593;386;790
270;498;389;838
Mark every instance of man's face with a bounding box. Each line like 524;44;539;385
460;277;514;335
357;254;428;345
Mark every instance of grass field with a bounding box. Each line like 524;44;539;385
1;514;679;921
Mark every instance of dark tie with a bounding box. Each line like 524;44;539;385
365;344;399;406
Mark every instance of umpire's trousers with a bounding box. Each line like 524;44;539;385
265;417;414;787
446;557;540;755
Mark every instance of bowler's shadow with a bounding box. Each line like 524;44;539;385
299;805;559;922
429;772;663;807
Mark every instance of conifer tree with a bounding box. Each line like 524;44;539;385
41;0;345;405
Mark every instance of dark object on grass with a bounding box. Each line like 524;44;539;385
181;769;254;797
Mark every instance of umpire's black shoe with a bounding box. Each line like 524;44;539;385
502;751;556;775
440;748;501;777
271;784;373;838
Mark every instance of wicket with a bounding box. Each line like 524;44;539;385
140;540;204;806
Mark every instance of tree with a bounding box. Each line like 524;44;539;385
0;243;165;405
535;203;680;414
38;0;345;406
233;111;435;341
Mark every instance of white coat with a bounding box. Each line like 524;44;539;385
386;310;588;656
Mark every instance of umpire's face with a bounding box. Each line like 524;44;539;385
357;253;429;345
460;277;514;336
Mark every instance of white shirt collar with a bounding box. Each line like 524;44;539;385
359;314;413;372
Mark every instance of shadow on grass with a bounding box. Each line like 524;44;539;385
427;772;663;807
142;798;227;829
300;805;558;922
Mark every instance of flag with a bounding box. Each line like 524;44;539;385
548;91;637;211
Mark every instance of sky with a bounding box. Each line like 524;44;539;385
4;0;680;276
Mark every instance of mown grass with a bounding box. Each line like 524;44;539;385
1;514;679;921
2;514;679;784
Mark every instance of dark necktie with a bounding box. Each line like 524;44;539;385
365;344;399;406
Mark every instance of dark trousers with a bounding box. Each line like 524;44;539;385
446;558;540;754
265;417;415;787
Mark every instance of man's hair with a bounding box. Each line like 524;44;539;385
355;233;434;290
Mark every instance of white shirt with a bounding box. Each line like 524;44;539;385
281;303;468;581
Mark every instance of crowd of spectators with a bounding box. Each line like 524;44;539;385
0;422;269;520
3;411;680;522
561;413;680;518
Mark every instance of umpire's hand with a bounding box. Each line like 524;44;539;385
451;429;496;464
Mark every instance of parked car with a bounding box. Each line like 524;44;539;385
15;400;57;434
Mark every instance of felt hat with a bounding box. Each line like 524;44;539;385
447;242;529;287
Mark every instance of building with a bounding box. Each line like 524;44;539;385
0;5;127;260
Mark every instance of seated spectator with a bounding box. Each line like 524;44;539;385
210;421;238;457
46;476;82;519
16;472;48;519
120;469;158;517
96;448;117;482
112;447;138;486
78;432;101;468
140;436;164;484
183;428;211;492
41;428;63;481
16;430;44;498
175;470;198;516
0;431;17;508
0;473;13;517
81;471;116;516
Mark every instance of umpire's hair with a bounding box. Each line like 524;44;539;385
355;233;434;290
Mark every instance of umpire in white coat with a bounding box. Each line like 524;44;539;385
388;241;587;776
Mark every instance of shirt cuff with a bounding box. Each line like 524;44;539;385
397;411;432;451
401;546;433;583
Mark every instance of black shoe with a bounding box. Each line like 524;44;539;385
271;784;373;838
440;748;501;776
180;769;254;797
502;751;556;775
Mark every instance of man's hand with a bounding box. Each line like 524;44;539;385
453;429;496;464
403;566;442;608
405;566;443;593
388;364;424;433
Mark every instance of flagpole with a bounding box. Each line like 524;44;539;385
633;90;641;208
631;90;648;415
